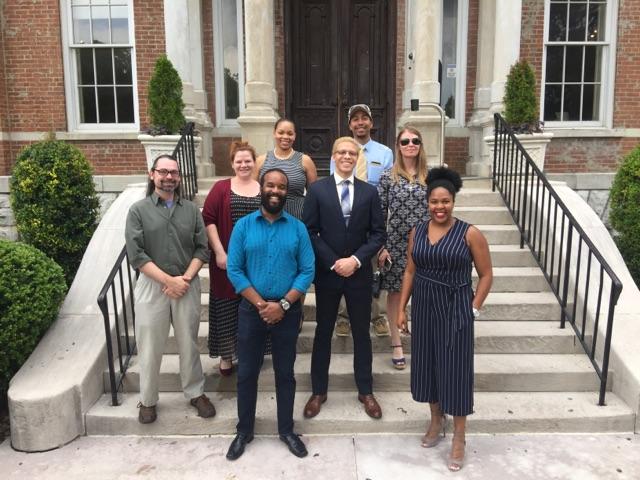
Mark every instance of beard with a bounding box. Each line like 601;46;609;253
157;179;178;193
261;191;286;214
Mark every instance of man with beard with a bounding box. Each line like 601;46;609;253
225;168;315;460
125;154;215;424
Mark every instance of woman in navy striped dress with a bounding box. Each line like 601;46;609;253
397;167;493;472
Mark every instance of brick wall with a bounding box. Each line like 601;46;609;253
0;0;164;175
464;0;478;124
613;0;640;129
445;137;468;175
520;0;640;172
202;0;216;126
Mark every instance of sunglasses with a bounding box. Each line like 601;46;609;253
399;138;422;146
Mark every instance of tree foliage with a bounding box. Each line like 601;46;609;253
504;60;540;132
10;140;99;284
610;144;640;286
148;54;186;135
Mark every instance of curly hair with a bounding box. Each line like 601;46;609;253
426;167;463;199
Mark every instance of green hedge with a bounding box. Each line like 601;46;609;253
0;240;66;396
10;140;99;285
610;145;640;286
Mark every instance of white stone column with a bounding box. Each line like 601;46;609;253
163;0;214;177
490;0;522;112
399;0;445;167
467;0;522;176
236;0;278;154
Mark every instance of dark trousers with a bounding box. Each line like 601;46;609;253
311;286;373;395
236;298;300;435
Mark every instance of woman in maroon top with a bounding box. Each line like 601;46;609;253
202;141;262;375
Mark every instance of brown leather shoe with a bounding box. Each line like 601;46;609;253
190;394;216;418
358;394;382;419
138;403;157;424
303;394;327;418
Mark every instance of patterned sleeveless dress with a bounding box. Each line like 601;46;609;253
259;150;308;219
410;219;474;416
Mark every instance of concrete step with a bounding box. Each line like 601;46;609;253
108;353;602;394
85;390;634;435
156;321;581;356
455;206;513;225
197;291;562;323
455;188;505;207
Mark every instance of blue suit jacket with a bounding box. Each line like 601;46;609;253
302;175;386;289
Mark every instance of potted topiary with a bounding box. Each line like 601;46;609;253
485;59;553;171
137;54;201;169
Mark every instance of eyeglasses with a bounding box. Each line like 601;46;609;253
399;138;422;146
335;150;358;157
153;168;181;177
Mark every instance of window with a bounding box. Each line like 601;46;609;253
61;0;138;130
542;0;617;126
440;0;468;124
213;0;244;127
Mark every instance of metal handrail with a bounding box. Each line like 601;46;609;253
97;246;137;406
492;113;623;405
98;123;196;405
173;122;198;201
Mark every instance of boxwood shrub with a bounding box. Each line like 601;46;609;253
10;140;99;285
610;144;640;287
0;240;66;396
504;60;541;133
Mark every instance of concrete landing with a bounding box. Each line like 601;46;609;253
86;391;634;436
1;433;638;480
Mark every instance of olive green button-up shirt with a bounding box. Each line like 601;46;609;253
125;192;209;276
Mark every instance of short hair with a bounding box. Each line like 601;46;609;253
260;167;289;191
147;154;181;197
229;141;257;163
332;136;360;155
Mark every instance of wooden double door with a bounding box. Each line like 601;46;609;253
285;0;396;175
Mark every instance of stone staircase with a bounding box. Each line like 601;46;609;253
85;178;635;436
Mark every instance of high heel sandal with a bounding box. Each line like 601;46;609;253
448;431;466;472
391;344;406;370
421;414;446;448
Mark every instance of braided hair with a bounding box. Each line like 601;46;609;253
426;167;463;200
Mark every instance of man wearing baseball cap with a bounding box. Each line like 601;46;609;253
331;104;393;338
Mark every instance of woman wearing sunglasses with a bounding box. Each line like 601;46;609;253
376;126;430;370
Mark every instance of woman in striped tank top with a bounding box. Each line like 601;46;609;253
255;118;317;219
397;167;493;472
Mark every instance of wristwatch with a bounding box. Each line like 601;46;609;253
472;307;480;319
279;298;291;312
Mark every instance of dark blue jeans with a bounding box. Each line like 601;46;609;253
236;298;301;435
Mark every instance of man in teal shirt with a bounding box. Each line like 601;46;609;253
226;168;315;460
125;154;215;424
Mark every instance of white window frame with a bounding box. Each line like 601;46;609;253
213;0;245;128
60;0;140;132
446;0;468;127
541;0;618;128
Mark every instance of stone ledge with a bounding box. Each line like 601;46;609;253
7;185;145;452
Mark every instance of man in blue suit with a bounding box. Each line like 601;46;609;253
302;136;387;419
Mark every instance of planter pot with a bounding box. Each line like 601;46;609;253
484;132;554;172
138;133;202;170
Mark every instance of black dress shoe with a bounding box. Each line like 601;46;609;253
226;433;254;460
279;432;308;458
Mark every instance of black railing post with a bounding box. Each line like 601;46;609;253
492;115;499;191
490;113;623;405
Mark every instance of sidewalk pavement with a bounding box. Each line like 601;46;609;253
1;433;638;479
